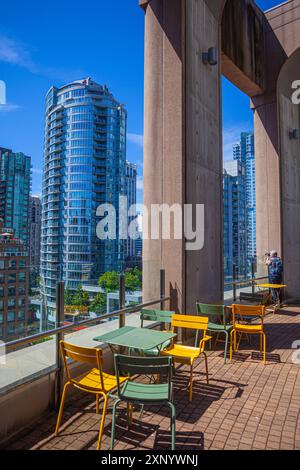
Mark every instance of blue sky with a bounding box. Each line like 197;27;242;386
0;0;284;199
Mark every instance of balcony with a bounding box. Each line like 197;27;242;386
1;275;300;451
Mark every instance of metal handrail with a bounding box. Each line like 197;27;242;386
224;276;268;288
1;296;170;351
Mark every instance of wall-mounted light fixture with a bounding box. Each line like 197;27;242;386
289;129;299;140
202;47;218;66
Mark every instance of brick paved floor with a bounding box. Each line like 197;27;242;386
5;306;300;450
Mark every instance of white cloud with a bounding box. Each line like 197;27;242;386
127;133;144;148
0;103;22;112
32;168;43;175
0;35;36;71
0;35;86;81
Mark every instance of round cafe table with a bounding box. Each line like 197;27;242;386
256;283;287;312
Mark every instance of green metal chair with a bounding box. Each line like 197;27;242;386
129;309;175;356
110;354;176;450
196;303;232;363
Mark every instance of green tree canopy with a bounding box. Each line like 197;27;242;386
64;286;74;306
90;292;107;315
98;271;119;292
72;285;90;307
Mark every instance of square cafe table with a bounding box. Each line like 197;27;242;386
93;326;176;355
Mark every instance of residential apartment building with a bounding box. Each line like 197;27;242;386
29;196;42;273
41;78;127;322
233;132;256;262
125;161;137;267
0;147;31;250
0;221;30;341
223;159;247;282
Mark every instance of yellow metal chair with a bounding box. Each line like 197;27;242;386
55;341;127;450
230;304;267;364
161;315;211;402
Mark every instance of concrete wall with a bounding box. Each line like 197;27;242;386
221;0;266;96
0;345;114;448
278;48;300;299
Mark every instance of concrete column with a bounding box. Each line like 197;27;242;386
142;0;185;310
142;0;223;312
252;94;281;275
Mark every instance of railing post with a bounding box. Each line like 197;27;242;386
119;274;126;328
160;269;165;311
55;281;65;411
233;264;237;302
251;259;256;294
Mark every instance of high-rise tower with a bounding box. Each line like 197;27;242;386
41;79;127;322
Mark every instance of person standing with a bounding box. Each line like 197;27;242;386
267;251;283;303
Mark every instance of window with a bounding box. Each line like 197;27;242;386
7;323;15;335
8;260;17;269
0;313;3;324
0;260;4;269
19;272;26;283
18;310;25;321
8;287;16;296
8;299;15;308
7;311;15;322
8;273;16;283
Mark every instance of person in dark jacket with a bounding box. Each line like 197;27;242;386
267;251;283;302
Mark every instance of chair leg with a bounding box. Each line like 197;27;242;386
127;402;133;430
224;332;229;364
110;399;121;450
168;402;176;451
230;329;234;361
259;334;262;352
203;352;209;385
55;382;70;435
189;363;193;402
263;333;267;365
235;331;241;352
96;393;108;451
96;394;100;414
139;404;144;422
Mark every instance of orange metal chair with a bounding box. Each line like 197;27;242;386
161;315;211;402
55;341;127;450
230;304;267;364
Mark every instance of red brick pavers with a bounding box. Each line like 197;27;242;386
5;306;300;451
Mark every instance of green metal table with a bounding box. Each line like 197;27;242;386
93;326;176;355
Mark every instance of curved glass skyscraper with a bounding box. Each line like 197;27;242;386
41;78;127;321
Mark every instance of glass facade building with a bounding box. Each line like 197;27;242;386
233;132;256;262
224;132;256;283
0;148;31;251
41;78;127;322
125;161;137;266
223;159;247;282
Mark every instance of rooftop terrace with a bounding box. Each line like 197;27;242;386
4;306;300;451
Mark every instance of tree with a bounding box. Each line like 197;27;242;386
125;268;142;292
98;271;119;292
64;286;74;306
90;292;107;315
72;285;90;307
